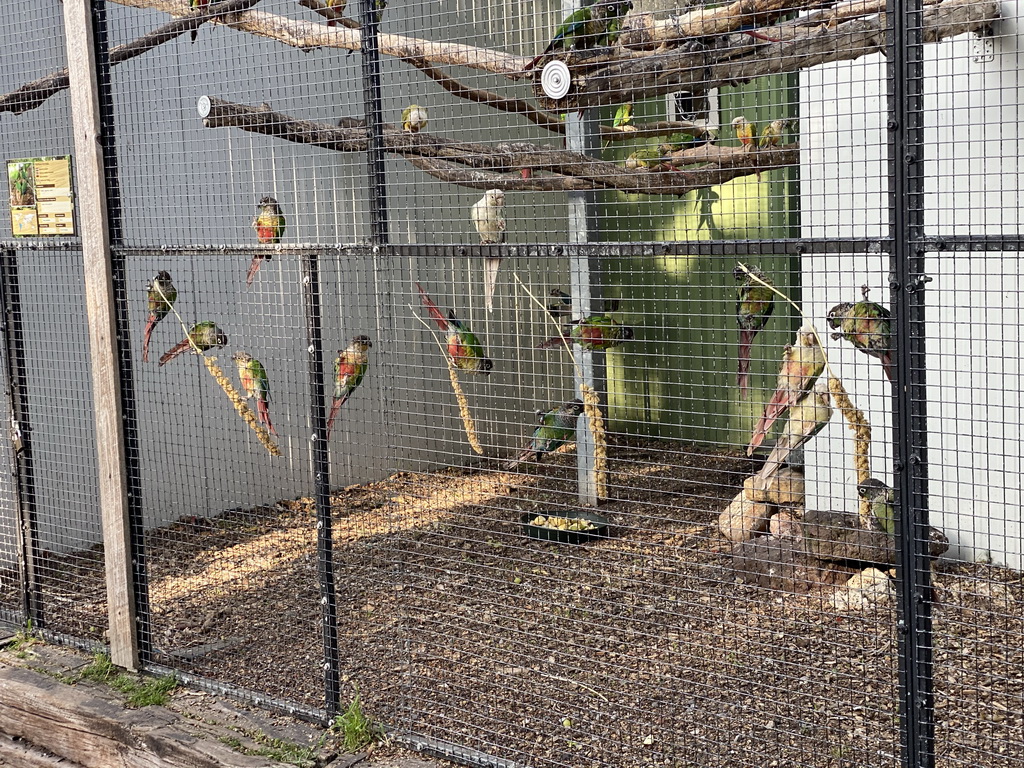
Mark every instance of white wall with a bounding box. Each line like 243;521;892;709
800;3;1024;569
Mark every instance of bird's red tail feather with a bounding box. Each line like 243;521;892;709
246;255;264;286
737;328;755;400
881;352;894;383
326;395;347;438
142;316;156;363
257;398;277;435
159;338;191;366
415;282;449;330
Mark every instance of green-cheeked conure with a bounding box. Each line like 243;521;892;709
232;351;277;435
826;285;894;382
415;283;493;375
524;0;633;71
143;270;177;363
159;321;228;366
327;335;373;438
538;314;634;351
747;324;825;454
249;196;286;286
734;262;775;400
857;477;895;536
505;398;585;469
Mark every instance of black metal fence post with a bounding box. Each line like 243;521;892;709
359;0;390;246
887;0;935;765
0;250;43;630
303;251;343;718
88;0;152;664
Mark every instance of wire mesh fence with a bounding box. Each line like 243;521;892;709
1;0;1022;766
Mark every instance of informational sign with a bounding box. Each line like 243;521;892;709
7;156;75;237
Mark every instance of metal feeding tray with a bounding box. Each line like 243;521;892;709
520;510;610;544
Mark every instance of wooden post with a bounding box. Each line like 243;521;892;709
63;0;139;670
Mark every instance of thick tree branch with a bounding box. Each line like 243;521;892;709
538;0;998;108
403;57;565;131
408;158;596;191
296;0;361;30
199;96;798;195
619;0;812;49
0;0;259;115
111;0;531;73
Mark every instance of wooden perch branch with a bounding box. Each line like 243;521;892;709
111;0;531;73
619;0;811;49
0;0;259;115
540;0;997;108
199;96;797;195
296;0;361;30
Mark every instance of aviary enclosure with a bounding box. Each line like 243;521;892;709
0;0;1021;766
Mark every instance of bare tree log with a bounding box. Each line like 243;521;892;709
0;0;259;115
111;0;531;73
619;0;811;49
408;157;597;191
199;96;798;195
538;0;997;108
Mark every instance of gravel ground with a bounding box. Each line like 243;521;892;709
10;437;1023;768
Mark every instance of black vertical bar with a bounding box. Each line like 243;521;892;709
302;251;342;718
359;0;390;245
887;0;934;764
88;0;152;660
0;251;43;630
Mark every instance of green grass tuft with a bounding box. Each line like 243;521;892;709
331;688;382;753
76;653;178;707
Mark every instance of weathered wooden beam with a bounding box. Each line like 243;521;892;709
0;666;289;768
63;0;138;671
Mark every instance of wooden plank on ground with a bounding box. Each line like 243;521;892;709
0;666;289;768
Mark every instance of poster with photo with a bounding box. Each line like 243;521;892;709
7;156;74;237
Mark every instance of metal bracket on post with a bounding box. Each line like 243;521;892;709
63;0;143;670
0;250;43;630
302;252;342;719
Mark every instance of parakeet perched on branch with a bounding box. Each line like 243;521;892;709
159;321;228;366
327;335;372;438
858;477;895;535
416;283;493;375
625;148;674;172
325;0;347;26
248;196;286;286
734;262;775;399
524;0;633;71
537;314;634;351
402;104;428;133
232;351;277;435
470;189;506;311
731;116;756;151
826;286;894;382
758;118;788;148
757;377;831;481
747;324;825;455
505;399;585;469
143;270;177;363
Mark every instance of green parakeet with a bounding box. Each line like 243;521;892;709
249;196;286;286
327;335;373;438
505;399;585;469
159;321;228;366
758;118;788;148
747;324;825;454
232;351;277;435
537;314;634;351
189;0;209;43
734;262;775;399
757;377;832;481
143;270;177;363
826;286;894;382
858;478;895;535
416;283;493;375
625;147;673;171
402;104;428;133
524;0;633;70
